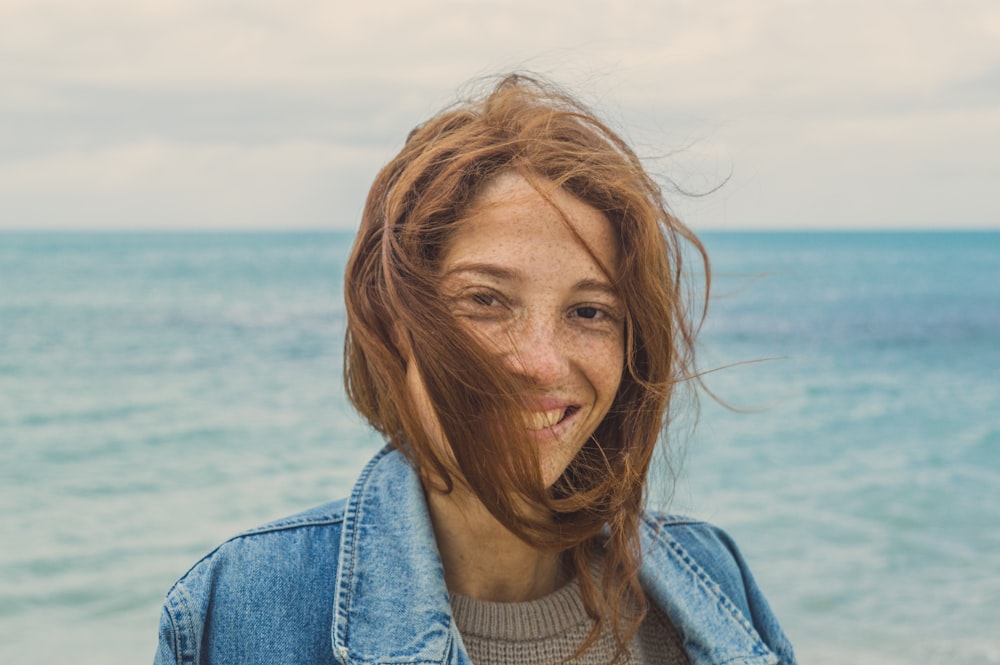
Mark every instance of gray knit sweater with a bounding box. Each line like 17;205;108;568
451;580;689;665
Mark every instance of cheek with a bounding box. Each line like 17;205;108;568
588;335;626;408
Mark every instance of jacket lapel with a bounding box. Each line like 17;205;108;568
332;447;460;665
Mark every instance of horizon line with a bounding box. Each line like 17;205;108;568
2;227;998;234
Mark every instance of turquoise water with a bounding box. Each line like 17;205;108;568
1;231;998;663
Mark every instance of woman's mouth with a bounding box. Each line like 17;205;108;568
525;406;578;431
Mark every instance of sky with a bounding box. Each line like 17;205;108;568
2;0;999;231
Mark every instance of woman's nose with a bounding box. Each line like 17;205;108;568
504;317;568;387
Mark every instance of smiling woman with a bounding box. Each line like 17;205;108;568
153;74;797;665
431;172;625;490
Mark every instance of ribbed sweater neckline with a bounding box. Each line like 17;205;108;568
450;579;590;641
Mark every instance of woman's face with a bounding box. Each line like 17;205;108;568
407;172;625;487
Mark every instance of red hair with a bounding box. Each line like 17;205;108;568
344;73;709;655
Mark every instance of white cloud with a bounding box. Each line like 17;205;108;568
0;139;388;229
1;0;998;229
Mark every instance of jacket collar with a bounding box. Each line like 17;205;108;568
638;518;778;665
331;446;776;665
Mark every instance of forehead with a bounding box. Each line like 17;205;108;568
441;173;619;276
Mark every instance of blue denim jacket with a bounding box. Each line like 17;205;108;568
155;447;796;665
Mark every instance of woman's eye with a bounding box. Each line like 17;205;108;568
472;293;500;307
573;306;602;320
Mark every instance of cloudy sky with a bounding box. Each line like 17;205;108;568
2;0;998;231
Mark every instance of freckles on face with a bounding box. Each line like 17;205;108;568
424;172;625;487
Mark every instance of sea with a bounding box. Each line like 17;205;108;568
1;230;997;664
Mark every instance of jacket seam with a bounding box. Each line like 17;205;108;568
237;511;347;537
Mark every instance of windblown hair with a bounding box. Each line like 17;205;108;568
344;73;709;655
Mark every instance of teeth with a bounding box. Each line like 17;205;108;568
525;409;565;431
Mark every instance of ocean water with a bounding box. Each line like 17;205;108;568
1;231;997;664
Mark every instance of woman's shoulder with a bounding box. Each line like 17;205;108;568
169;498;349;592
156;499;350;664
641;512;749;567
639;511;797;665
235;498;351;539
640;511;770;609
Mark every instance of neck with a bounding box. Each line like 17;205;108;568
425;483;568;602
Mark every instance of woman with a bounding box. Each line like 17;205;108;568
154;74;796;665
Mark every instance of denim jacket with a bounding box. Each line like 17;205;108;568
155;446;796;665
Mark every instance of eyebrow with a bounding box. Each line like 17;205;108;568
442;263;620;298
442;263;519;282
